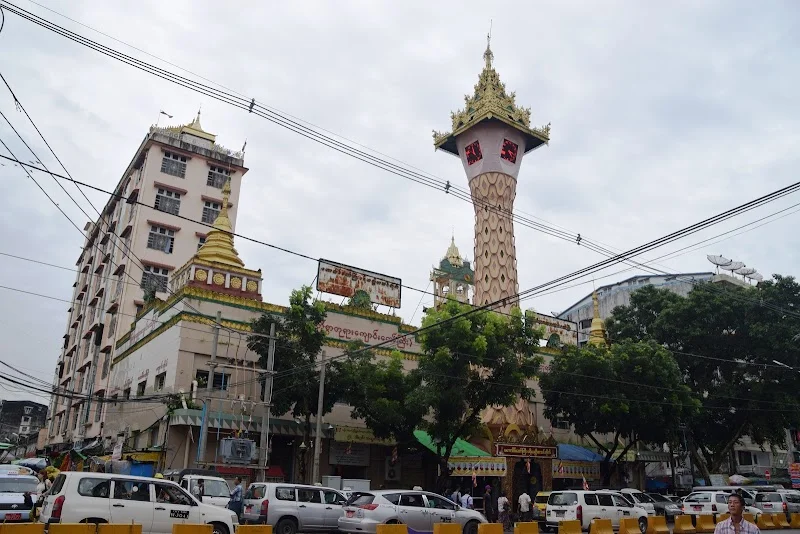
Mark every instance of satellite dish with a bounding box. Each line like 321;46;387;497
720;261;744;272
707;255;733;267
735;267;757;276
748;273;764;282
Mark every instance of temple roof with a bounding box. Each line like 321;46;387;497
196;180;244;267
433;35;550;156
165;110;216;143
434;237;474;283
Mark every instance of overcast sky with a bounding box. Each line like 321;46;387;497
1;0;799;403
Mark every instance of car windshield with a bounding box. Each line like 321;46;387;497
634;493;655;503
202;480;230;497
0;478;37;493
648;494;671;503
549;492;578;506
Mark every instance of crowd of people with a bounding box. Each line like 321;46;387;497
449;485;540;530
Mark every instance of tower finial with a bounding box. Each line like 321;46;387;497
483;20;494;69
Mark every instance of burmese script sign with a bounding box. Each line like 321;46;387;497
334;425;394;445
495;443;558;458
321;319;416;351
317;259;402;308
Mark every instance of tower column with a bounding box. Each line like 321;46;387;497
470;171;518;312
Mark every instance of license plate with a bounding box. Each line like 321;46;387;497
765;504;772;508
5;513;21;521
556;511;565;517
346;511;355;518
693;506;702;511
245;505;253;513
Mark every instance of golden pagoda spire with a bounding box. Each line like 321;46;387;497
587;290;607;347
196;180;244;267
483;25;494;69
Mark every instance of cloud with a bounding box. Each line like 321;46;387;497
1;0;798;404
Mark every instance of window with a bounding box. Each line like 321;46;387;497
246;485;266;500
195;370;230;390
135;304;143;316
154;188;181;215
155;372;166;391
141;265;169;293
202;201;221;224
155;483;193;505
161;152;187;178
579;319;592;330
197;236;206;250
77;478;110;498
550;493;578;506
94;394;104;422
207;166;230;188
147;225;175;254
381;494;400;505
324;491;345;505
137;380;146;396
20;416;31;424
584;494;599;506
612;495;632;508
113;480;152;502
553;417;570;430
149;426;159;448
20;426;30;434
737;451;754;466
276;487;296;501
425;494;456;510
399;493;425;508
298;489;322;503
123;388;131;400
23;406;32;415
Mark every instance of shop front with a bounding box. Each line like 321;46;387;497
551;444;604;490
494;442;558;509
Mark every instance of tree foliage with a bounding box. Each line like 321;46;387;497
606;276;800;482
540;340;697;485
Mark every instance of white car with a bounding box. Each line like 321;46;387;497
619;489;656;516
681;491;761;520
546;490;649;533
38;472;238;534
177;475;231;509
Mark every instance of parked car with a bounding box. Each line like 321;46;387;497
0;470;37;522
754;490;800;520
37;472;238;534
535;491;551;513
241;482;347;533
618;489;656;516
681;490;761;520
546;490;649;533
646;493;681;519
338;489;486;534
165;469;231;509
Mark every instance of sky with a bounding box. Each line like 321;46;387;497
1;0;799;403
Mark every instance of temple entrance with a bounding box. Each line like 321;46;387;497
511;458;542;514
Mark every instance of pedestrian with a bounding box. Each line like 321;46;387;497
192;479;205;503
498;492;511;531
460;491;474;509
483;485;495;522
228;477;244;519
451;486;462;505
518;491;532;522
714;492;760;534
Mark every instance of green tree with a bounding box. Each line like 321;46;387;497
606;277;800;483
540;340;697;486
414;300;544;491
248;286;348;483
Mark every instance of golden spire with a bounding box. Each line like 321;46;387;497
587;290;607;347
445;235;463;267
483;26;494;69
177;108;216;142
196;180;244;267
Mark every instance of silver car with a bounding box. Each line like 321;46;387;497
754;491;800;520
241;482;347;533
338;490;486;534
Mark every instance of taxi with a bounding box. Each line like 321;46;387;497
0;468;38;522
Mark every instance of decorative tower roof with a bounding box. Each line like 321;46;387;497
433;34;550;156
161;109;217;143
435;236;474;282
196;180;244;267
587;290;607;347
445;235;464;267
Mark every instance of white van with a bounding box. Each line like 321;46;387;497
546;490;649;533
179;475;231;509
38;472;238;534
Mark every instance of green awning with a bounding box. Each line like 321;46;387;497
413;430;489;457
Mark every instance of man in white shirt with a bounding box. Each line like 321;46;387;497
518;491;532;521
460;492;474;509
714;493;760;534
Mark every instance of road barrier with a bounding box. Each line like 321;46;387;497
790;514;800;529
696;515;715;533
618;518;640;534
376;525;408;534
673;515;696;534
512;522;539;534
434;524;462;534
645;515;669;534
757;513;776;530
773;513;791;529
589;519;613;534
556;520;581;534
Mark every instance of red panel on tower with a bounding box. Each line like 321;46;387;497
500;139;518;164
465;140;483;166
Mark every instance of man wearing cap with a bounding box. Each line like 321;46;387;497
714;492;760;534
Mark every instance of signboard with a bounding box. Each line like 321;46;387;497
790;463;800;489
534;312;578;347
321;319;416;351
765;469;771;480
495;443;558;458
448;456;507;477
329;441;370;467
317;259;402;308
552;460;601;480
334;426;394;445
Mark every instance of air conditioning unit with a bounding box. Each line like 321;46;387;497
220;438;257;464
385;457;401;481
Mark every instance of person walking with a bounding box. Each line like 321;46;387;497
498;492;511;531
192;479;205;503
460;491;474;509
483;485;495;522
518;491;532;522
714;492;760;534
228;477;244;519
451;486;462;505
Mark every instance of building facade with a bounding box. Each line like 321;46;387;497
0;400;48;444
45;113;247;451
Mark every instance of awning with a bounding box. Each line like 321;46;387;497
558;444;604;462
169;409;333;438
413;430;489;457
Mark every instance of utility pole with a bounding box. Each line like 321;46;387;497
197;310;221;466
259;322;276;481
311;351;326;484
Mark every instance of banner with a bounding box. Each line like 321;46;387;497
448;456;507;477
317;259;402;308
790;463;800;489
495;443;558;458
552;460;601;480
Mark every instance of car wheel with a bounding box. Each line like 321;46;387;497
210;523;229;534
277;517;298;534
464;520;479;534
638;518;647;534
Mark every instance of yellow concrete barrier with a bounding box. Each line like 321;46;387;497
236;527;272;534
48;525;96;534
696;515;716;533
773;513;790;529
557;520;581;534
478;525;503;534
377;525;409;534
618;518;640;534
743;513;755;524
716;514;730;524
512;522;539;534
97;525;142;534
172;525;213;534
757;514;776;530
0;524;45;534
673;515;696;534
790;514;800;529
646;515;670;534
589;519;613;534
434;524;462;534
